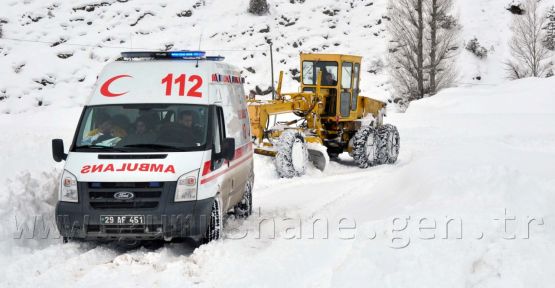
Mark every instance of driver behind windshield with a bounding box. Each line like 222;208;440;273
82;113;127;145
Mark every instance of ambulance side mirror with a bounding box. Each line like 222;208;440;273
52;139;67;162
222;138;235;161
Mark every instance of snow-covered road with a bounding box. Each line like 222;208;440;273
1;78;554;287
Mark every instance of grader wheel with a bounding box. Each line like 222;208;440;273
352;126;378;168
377;124;400;164
275;130;308;178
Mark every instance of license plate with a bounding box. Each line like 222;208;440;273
100;215;145;225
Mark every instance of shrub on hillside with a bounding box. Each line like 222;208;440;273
248;0;269;16
465;38;488;59
507;1;525;15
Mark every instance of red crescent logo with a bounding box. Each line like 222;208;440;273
100;75;132;97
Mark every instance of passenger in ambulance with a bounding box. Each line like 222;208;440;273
111;114;131;136
156;111;195;146
119;116;155;146
178;110;202;143
179;110;194;129
139;110;161;130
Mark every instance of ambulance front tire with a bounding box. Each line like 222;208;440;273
202;196;223;244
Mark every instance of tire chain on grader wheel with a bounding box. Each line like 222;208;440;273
352;125;378;168
275;130;308;178
377;124;400;164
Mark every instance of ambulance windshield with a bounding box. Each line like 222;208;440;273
74;104;209;152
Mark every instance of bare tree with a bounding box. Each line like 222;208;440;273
425;0;459;95
388;0;459;106
416;0;425;98
388;0;426;103
506;0;551;79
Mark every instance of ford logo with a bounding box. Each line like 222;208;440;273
114;191;135;200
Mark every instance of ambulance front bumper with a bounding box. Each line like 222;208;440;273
55;181;213;241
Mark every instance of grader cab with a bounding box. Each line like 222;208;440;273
248;53;400;178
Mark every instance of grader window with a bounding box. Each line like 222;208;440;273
302;61;314;84
352;63;360;111
341;62;353;89
302;61;338;86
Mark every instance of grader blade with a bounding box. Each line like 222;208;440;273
307;145;329;172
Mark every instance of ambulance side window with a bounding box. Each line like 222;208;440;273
213;110;222;154
212;106;227;170
213;106;226;155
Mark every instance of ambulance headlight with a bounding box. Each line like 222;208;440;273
175;169;199;202
60;170;78;203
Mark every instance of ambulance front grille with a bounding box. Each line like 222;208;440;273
84;182;165;210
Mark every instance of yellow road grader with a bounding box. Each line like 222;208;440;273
248;53;400;178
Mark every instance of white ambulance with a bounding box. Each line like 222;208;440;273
52;51;254;244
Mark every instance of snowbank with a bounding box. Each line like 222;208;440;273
407;77;555;114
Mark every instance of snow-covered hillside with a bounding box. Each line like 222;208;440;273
2;0;553;114
1;76;554;287
0;0;391;114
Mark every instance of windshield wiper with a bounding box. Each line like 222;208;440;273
122;144;187;151
75;145;127;152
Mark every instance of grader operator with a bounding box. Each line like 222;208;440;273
248;53;400;178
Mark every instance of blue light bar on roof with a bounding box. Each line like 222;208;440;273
120;51;224;61
169;51;206;58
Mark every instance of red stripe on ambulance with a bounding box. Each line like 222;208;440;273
200;143;253;184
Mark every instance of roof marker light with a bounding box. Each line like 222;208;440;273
206;56;225;61
169;51;206;58
120;51;225;61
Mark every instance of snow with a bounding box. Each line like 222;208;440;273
0;0;391;114
1;0;555;286
455;0;555;85
1;0;553;113
407;77;555;114
1;76;555;287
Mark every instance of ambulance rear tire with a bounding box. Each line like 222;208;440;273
234;179;253;218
